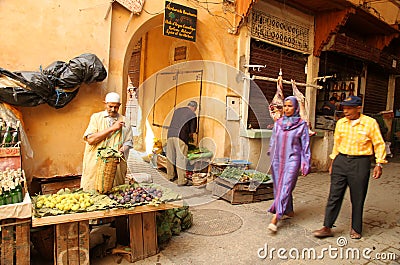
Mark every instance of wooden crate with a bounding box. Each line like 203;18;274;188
129;212;158;262
0;147;21;171
212;177;274;204
0;218;31;265
33;175;81;195
54;221;90;265
30;226;54;262
155;154;167;169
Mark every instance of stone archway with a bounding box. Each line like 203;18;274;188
117;10;230;152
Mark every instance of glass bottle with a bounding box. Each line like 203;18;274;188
15;184;23;203
14;176;23;203
3;187;12;205
340;92;346;102
11;132;18;146
2;122;13;147
10;183;19;204
13;121;20;146
0;189;5;206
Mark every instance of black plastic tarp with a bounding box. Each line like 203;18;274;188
0;53;107;109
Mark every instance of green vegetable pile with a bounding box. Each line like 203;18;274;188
157;206;192;248
187;145;213;161
243;171;271;183
219;167;271;183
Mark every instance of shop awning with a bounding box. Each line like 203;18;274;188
273;0;399;56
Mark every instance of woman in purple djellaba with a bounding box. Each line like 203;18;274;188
267;96;311;232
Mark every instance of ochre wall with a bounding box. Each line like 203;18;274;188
0;0;113;181
0;0;240;182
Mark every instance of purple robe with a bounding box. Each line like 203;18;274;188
268;116;311;220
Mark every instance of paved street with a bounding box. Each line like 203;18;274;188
93;151;400;265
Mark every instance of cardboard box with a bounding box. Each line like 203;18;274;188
0;192;32;220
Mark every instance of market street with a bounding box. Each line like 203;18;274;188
92;151;400;265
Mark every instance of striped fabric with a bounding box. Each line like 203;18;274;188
330;114;387;164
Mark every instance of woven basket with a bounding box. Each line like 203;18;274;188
95;157;120;194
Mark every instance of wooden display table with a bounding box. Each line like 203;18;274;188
32;203;181;264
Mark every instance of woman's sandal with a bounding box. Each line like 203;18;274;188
268;223;277;232
350;229;362;239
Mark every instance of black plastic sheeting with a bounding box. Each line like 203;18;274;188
0;53;107;109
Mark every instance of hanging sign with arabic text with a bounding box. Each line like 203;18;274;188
163;1;197;42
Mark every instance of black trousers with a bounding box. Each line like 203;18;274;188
323;154;371;234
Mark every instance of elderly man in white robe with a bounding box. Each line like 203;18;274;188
81;92;133;191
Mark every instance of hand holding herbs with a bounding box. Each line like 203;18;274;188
97;146;123;159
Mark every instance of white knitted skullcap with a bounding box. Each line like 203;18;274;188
105;92;121;103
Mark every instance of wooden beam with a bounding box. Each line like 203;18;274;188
32;202;183;227
250;75;322;89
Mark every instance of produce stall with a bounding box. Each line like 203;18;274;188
31;183;183;264
0;55;189;264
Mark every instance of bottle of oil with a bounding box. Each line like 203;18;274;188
0;189;5;206
3;187;12;205
13;171;23;203
2;122;13;147
14;183;23;203
10;182;20;204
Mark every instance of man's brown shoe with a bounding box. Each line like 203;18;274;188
312;227;333;238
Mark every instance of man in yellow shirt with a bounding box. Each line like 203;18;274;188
313;95;387;239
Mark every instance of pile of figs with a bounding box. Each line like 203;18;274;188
108;186;163;205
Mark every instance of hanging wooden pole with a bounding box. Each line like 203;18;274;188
248;75;322;89
125;12;134;32
104;0;114;20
